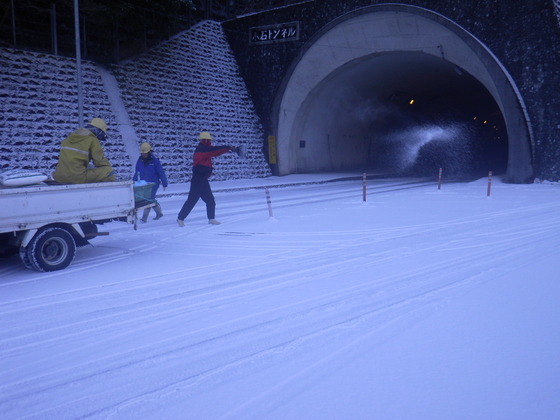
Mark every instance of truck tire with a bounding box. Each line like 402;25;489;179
18;247;35;270
24;227;77;272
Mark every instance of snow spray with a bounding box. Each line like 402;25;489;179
397;125;455;171
375;122;473;178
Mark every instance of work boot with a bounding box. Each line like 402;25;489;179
177;219;185;227
153;204;163;220
141;208;150;223
208;219;221;225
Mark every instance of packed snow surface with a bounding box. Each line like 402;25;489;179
1;173;559;420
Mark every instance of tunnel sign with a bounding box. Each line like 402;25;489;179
250;22;299;45
268;135;277;164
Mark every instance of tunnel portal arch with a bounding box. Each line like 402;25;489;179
275;4;534;183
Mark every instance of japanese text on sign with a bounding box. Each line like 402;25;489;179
250;22;299;45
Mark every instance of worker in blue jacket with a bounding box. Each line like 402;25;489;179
133;142;168;222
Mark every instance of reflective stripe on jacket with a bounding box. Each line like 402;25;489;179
52;128;114;184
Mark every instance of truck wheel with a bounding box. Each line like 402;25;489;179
19;247;35;270
25;227;77;272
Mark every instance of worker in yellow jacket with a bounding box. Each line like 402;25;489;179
52;118;115;184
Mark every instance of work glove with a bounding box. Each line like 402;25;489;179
236;145;246;159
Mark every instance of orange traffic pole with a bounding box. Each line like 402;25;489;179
265;187;274;217
363;173;367;202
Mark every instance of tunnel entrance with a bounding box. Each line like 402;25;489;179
275;5;533;183
297;51;507;181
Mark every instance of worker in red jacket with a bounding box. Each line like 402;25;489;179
177;131;238;227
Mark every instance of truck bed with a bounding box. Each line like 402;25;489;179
0;181;136;234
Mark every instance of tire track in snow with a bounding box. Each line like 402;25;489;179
1;182;560;419
2;198;559;354
1;207;557;416
2;198;558;356
84;237;552;420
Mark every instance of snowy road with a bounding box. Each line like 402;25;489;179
1;177;559;419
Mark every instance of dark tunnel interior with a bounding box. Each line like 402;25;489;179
298;51;508;181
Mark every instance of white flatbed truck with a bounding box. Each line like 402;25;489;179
0;180;153;272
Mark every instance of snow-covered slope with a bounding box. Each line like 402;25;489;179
0;20;271;183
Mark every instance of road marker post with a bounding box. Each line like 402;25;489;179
265;187;274;217
363;173;367;202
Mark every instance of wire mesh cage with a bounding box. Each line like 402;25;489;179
133;183;156;208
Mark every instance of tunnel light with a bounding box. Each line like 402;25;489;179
483;120;488;124
409;99;415;105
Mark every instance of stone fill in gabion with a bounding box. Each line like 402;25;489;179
113;20;271;183
0;20;271;183
0;48;129;180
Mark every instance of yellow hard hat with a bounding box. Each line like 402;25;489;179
89;118;107;133
140;142;151;153
199;131;212;140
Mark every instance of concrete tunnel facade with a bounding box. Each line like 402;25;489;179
272;5;533;183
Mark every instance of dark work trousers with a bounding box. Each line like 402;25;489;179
178;172;216;221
